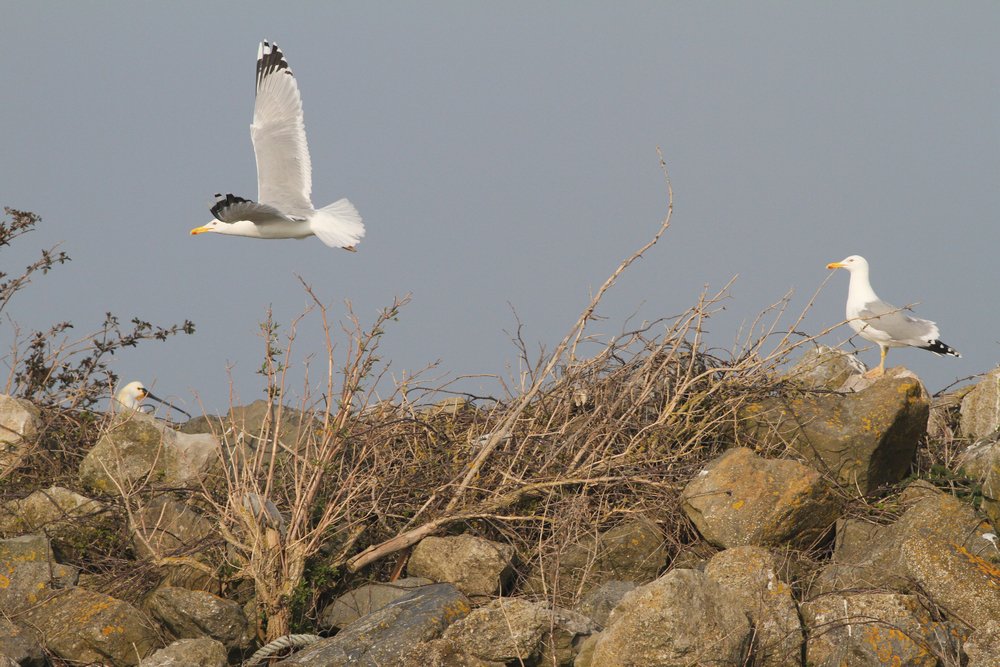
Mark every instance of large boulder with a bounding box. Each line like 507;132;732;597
704;547;803;666
590;568;751;666
139;638;228;667
958;438;1000;528
0;617;44;667
574;580;637;627
407;535;514;597
0;486;111;560
680;447;840;549
801;591;965;666
180;400;316;466
0;534;78;614
397;639;504;666
741;369;929;494
964;620;1000;667
524;518;667;599
814;481;996;594
79;412;219;494
784;344;865;390
319;577;433;630
131;493;220;591
20;587;161;666
960;367;1000;440
145;586;254;655
0;394;40;474
441;598;597;666
274;583;471;666
900;535;1000;630
440;598;548;664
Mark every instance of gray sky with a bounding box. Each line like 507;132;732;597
3;2;998;413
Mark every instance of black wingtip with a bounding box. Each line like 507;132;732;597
256;39;292;92
210;193;251;220
922;339;961;358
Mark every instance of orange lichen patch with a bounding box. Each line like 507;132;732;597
74;598;114;625
0;573;10;589
953;544;1000;587
862;625;932;666
100;624;124;636
731;499;745;510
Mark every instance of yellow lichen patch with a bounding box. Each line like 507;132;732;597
731;499;745;510
0;573;10;589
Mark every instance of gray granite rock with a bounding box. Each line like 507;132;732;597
274;583;471;666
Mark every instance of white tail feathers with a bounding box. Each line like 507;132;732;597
310;199;365;249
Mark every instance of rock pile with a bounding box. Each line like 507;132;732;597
0;350;998;665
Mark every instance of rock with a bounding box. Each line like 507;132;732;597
146;586;254;654
441;598;598;666
801;591;965;666
964;620;1000;667
573;633;600;667
590;568;751;667
0;534;78;614
407;535;514;597
815;482;996;594
704;547;803;666
927;386;971;443
784;344;865;390
0;395;40;474
525;518;667;599
131;493;219;591
20;587;161;666
960;367;1000;440
958;438;1000;528
420;397;468;417
536;607;601;667
139;638;228;667
680;447;841;549
179;400;315;465
274;583;471;666
0;617;44;667
397;639;504;666
574;581;637;627
741;370;929;494
0;486;112;560
79;411;219;494
319;577;432;630
441;598;548;663
900;535;1000;630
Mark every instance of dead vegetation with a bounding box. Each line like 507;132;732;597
192;153;882;638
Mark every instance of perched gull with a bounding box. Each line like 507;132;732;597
827;255;960;377
190;41;364;250
115;381;191;419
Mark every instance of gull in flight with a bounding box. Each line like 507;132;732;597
115;381;192;418
827;255;960;377
190;41;364;250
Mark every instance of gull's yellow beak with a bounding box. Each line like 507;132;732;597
190;226;211;235
827;262;844;269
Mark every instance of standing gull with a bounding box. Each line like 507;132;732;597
190;41;364;250
827;255;960;377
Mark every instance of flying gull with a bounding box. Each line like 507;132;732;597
190;41;364;250
827;255;960;377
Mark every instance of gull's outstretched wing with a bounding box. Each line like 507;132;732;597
855;299;940;347
210;193;297;223
251;41;313;214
